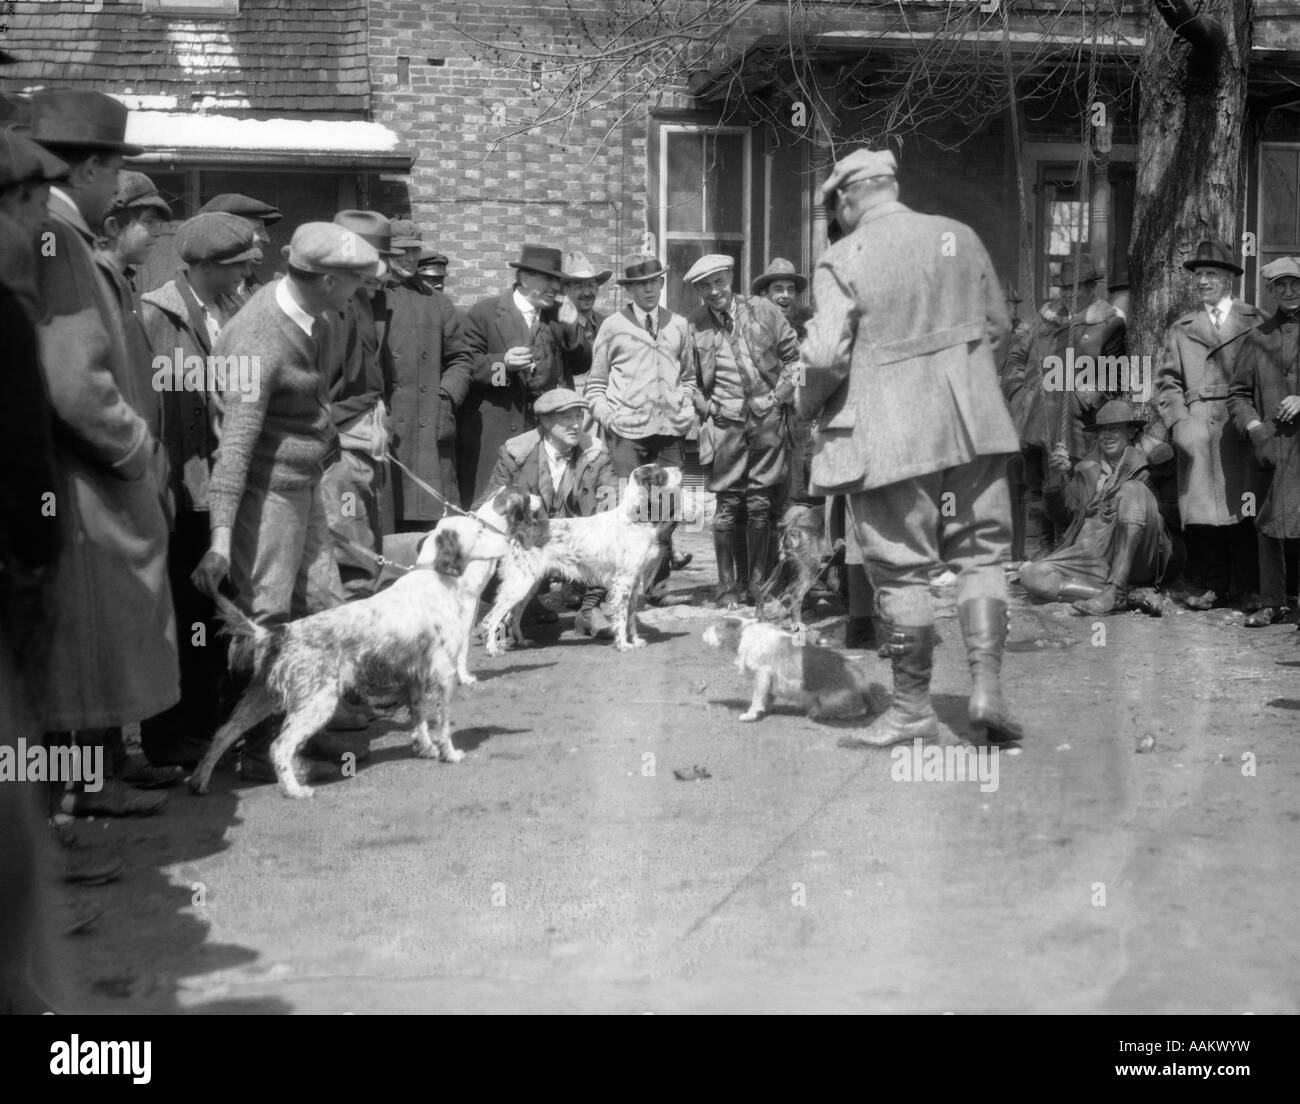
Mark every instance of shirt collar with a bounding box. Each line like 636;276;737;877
513;287;537;321
1206;296;1233;320
542;436;575;465
275;276;317;337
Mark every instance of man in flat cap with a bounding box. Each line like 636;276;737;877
198;192;283;300
1002;253;1126;557
375;217;472;533
488;388;620;639
1229;257;1300;628
417;246;450;292
458;243;564;507
28;89;180;814
686;252;800;607
1156;240;1266;613
136;212;258;769
192;222;382;783
801;147;1022;748
1020;401;1173;615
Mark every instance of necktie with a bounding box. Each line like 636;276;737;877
1211;306;1222;330
644;312;656;338
721;310;734;334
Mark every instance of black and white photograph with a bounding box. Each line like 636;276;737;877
0;0;1296;1042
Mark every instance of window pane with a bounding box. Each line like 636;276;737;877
666;131;705;234
706;133;745;235
1261;146;1299;249
665;239;743;316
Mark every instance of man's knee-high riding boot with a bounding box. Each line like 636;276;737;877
1074;522;1141;615
841;624;939;747
957;598;1024;744
745;524;771;606
713;527;742;609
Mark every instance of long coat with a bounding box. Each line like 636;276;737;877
35;191;178;730
373;280;473;522
457;289;561;507
1228;310;1300;539
798;200;1017;492
487;429;617;518
1003;296;1126;460
1155;300;1265;527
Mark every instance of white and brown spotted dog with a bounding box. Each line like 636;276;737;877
755;503;830;629
703;616;887;722
481;463;681;654
188;517;513;799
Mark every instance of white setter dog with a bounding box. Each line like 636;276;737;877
480;463;681;654
187;516;513;799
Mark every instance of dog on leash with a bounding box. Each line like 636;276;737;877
188;517;514;799
703;616;887;722
755;502;832;629
480;463;681;654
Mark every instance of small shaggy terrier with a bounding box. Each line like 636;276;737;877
188;517;513;799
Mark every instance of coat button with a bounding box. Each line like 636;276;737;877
420;384;428;393
421;351;429;361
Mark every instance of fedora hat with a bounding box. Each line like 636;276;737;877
29;90;143;156
617;253;668;285
508;243;565;280
1084;399;1144;431
333;210;402;258
751;258;807;296
1183;239;1242;276
1053;255;1101;287
561;250;612;285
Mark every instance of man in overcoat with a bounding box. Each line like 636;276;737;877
799;147;1022;748
1228;257;1300;627
457;243;564;506
1156;239;1265;611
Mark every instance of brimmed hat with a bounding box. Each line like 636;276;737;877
106;170;171;219
617;253;668;285
333;210;402;258
282;222;382;276
534;387;588;416
389;218;421;248
1183;239;1242;276
562;250;611;285
751;258;806;296
1085;400;1144;431
682;253;734;285
29;90;143;156
0;129;69;191
418;246;448;273
175;212;260;266
819;148;897;205
508;243;565;280
199;193;283;226
1053;255;1101;287
1261;256;1300;284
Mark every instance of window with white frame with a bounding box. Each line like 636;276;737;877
658;124;750;315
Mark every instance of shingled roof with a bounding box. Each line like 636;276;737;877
0;0;369;117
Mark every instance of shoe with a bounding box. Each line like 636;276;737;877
1245;606;1287;627
59;778;167;818
1128;587;1168;617
838;625;940;748
115;754;186;789
327;699;372;732
303;731;371;763
575;606;615;638
958;599;1024;744
63;850;125;886
1181;587;1217;611
142;733;212;770
1073;584;1127;616
670;551;693;571
238;752;340;785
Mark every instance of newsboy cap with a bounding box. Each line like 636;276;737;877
282;222;381;276
388;218;422;248
1261;256;1300;283
106;170;171;219
0;128;69;191
175;212;260;266
682;253;734;285
199;193;283;226
333;210;402;258
1183;239;1242;276
29;89;143;156
534;388;588;416
819;148;897;204
418;245;448;272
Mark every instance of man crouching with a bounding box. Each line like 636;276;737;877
1019;400;1173;615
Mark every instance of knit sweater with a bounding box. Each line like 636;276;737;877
586;305;697;439
207;279;336;528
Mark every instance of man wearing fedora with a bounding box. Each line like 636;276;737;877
1156;240;1266;613
800;147;1022;748
28;89;180;814
554;250;612;395
192;222;382;783
1020;401;1173;615
1229;257;1300;628
377;217;472;532
1003;253;1126;555
318;211;401;600
137;212;258;769
686;253;800;607
458;243;564;507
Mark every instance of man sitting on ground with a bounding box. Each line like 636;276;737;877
1019;400;1173;616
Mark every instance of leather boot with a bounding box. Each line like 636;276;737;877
745;524;771;606
957;598;1024;745
1074;522;1141;615
839;625;939;747
713;528;742;609
845;564;878;648
1057;580;1104;602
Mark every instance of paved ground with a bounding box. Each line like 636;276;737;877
42;528;1300;1014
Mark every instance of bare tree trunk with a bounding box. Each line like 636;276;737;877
1129;0;1254;387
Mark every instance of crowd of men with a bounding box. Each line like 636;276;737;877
5;87;1300;1008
